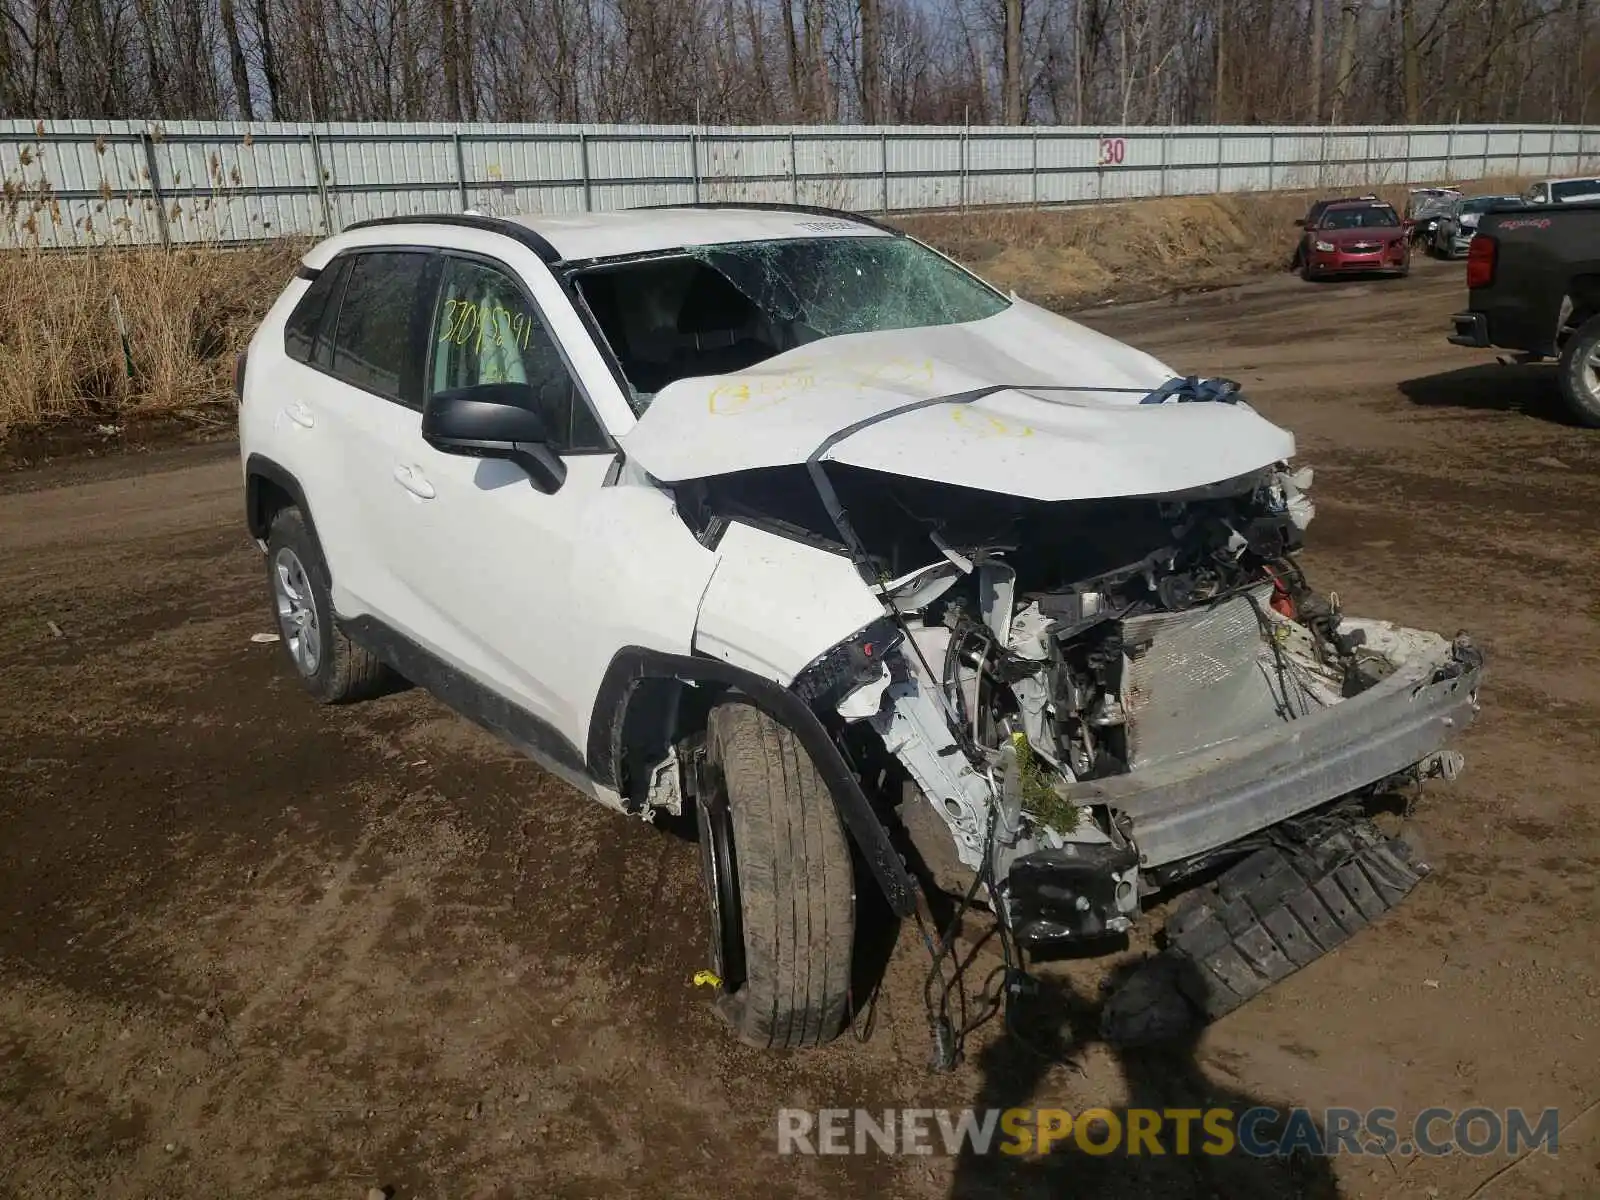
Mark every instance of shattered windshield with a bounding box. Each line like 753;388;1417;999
571;236;1010;408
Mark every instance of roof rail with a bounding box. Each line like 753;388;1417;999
627;201;904;236
342;213;562;264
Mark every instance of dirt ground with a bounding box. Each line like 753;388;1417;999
1;255;1596;1200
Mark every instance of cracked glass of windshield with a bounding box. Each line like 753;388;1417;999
572;236;1010;408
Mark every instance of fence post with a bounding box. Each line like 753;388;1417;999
1265;131;1275;191
140;129;170;249
1364;127;1373;186
308;128;335;234
1546;127;1555;176
452;130;468;212
881;129;889;213
1159;126;1169;197
1317;126;1329;189
690;129;701;204
960;124;969;212
1031;126;1039;209
789;130;799;204
1215;127;1224;194
579;130;592;212
1445;121;1456;180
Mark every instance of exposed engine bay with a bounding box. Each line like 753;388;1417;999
618;286;1486;1054
679;454;1482;948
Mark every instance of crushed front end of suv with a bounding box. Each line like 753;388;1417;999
239;205;1483;1055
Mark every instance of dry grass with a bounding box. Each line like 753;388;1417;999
0;242;302;441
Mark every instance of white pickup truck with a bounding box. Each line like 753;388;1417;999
1523;176;1600;205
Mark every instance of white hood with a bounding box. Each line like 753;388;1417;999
620;298;1296;501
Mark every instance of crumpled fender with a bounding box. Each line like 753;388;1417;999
691;520;884;684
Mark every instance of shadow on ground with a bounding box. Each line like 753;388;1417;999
948;962;1341;1199
1399;361;1574;424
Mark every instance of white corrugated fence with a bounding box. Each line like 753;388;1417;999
2;119;1596;248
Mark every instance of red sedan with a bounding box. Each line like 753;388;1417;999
1297;200;1412;281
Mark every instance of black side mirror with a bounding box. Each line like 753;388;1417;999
423;384;567;494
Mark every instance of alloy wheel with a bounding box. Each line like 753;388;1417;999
272;547;322;677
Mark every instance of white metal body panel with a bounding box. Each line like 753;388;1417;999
621;297;1295;499
693;522;884;683
393;452;717;749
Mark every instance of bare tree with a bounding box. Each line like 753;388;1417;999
860;0;882;120
1000;0;1021;122
1328;0;1359;122
220;0;253;118
0;0;1588;130
1308;0;1323;120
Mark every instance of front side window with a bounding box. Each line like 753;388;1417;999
573;235;1010;407
429;257;609;452
329;251;435;405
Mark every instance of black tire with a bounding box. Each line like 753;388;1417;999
1103;817;1426;1045
264;507;392;703
702;700;854;1050
1556;312;1600;428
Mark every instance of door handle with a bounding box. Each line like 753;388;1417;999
392;464;436;500
283;402;315;429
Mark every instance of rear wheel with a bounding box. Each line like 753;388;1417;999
264;508;392;703
1556;312;1600;428
700;700;854;1049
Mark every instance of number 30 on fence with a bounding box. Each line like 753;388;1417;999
1098;137;1127;166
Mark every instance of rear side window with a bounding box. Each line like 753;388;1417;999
329;252;436;406
283;265;341;364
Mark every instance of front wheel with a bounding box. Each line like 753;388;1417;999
699;700;855;1049
1557;312;1600;428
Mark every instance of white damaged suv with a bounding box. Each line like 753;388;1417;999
238;205;1482;1051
